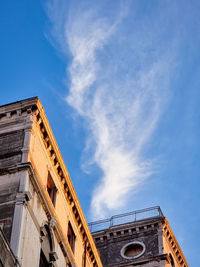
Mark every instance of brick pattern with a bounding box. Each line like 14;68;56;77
0;131;24;168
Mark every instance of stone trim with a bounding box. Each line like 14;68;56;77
0;97;38;119
98;254;168;267
35;99;101;267
92;218;162;243
163;218;189;267
0;98;37;132
26;202;41;233
120;241;146;259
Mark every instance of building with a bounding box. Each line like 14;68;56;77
0;97;102;267
0;97;188;267
89;207;189;267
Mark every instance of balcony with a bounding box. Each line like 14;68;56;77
88;206;164;232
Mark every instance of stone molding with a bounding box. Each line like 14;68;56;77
92;217;162;243
163;218;189;267
96;254;168;267
120;241;146;259
0;98;36;133
34;98;101;267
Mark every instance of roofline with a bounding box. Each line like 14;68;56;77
88;206;164;233
0;97;38;108
0;96;102;266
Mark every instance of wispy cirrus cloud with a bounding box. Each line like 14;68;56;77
46;0;177;219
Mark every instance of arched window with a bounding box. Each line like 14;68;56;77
39;223;57;267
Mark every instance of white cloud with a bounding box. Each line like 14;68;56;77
47;0;175;219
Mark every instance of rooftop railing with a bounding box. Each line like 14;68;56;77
88;206;164;232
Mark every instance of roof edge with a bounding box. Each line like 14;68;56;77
0;96;39;109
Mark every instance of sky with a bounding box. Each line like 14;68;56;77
0;0;200;265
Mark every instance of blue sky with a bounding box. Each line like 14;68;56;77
0;0;200;265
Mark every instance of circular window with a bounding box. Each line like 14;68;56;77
120;241;145;259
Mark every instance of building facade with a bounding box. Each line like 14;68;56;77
0;97;102;267
89;207;189;267
0;97;188;267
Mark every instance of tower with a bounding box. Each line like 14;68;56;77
0;97;102;267
89;207;188;267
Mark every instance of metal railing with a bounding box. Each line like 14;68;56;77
88;206;164;232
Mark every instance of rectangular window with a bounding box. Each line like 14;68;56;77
47;172;57;207
67;222;76;253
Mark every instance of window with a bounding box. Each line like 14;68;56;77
40;224;57;266
120;241;145;259
47;172;57;207
67;222;76;253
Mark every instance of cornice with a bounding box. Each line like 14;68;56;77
100;254;168;267
163;218;188;267
34;99;102;267
0;97;37;132
92;217;163;243
0;97;38;112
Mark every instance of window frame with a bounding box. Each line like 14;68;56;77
67;221;76;254
47;172;57;207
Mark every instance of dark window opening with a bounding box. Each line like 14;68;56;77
47;173;57;207
169;253;175;267
124;243;143;257
67;222;76;253
39;250;48;267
